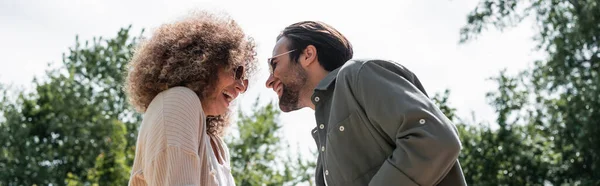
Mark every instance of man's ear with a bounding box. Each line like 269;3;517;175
299;45;317;67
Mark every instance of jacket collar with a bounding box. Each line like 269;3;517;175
314;67;341;91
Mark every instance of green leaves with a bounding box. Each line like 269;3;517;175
0;26;142;185
458;0;600;184
226;98;315;186
459;0;525;43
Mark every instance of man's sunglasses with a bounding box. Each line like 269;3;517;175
267;49;296;74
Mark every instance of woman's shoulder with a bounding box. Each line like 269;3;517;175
162;86;201;101
147;86;202;111
143;86;206;150
144;86;206;130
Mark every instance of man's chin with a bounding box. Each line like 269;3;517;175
279;103;299;113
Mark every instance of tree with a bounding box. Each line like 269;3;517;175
434;74;558;185
0;26;143;185
0;26;316;185
226;99;315;186
460;0;600;184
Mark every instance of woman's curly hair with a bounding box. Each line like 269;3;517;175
125;11;257;137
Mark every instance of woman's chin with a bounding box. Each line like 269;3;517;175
203;99;231;116
207;107;230;117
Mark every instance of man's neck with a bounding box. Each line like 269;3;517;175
303;68;329;110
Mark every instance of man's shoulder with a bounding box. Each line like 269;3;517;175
337;58;401;80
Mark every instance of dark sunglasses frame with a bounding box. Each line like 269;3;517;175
232;66;248;92
233;66;245;80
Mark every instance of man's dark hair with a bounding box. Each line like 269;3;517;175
277;21;353;71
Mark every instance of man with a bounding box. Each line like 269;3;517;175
265;21;467;186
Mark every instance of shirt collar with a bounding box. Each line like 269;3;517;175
314;67;342;91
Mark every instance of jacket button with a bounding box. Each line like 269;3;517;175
419;119;426;124
319;124;325;129
325;170;329;175
314;96;320;102
339;126;345;131
321;146;325;152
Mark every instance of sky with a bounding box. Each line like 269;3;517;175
1;0;544;158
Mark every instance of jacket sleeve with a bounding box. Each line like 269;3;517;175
347;61;462;186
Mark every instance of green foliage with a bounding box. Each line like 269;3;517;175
86;120;130;186
0;26;143;185
457;0;600;184
434;74;558;185
226;98;315;186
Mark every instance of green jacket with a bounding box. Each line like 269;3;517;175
311;59;467;186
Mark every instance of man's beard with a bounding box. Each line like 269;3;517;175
279;66;308;112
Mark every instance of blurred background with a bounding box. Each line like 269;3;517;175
1;0;598;185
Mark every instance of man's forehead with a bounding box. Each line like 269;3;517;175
273;37;290;54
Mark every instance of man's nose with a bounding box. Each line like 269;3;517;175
265;73;276;88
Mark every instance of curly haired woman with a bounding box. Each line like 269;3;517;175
125;11;256;186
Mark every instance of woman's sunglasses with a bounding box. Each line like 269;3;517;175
233;66;245;80
233;65;249;92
